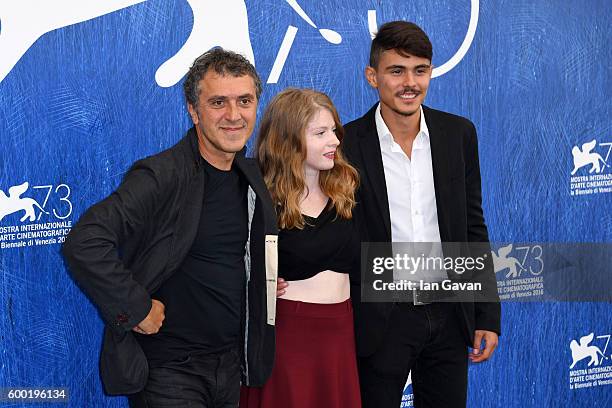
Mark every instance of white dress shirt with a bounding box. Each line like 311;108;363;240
375;104;441;243
375;104;444;282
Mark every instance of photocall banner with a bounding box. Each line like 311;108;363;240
0;0;609;406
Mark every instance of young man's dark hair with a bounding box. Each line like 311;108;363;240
369;21;433;68
183;47;263;108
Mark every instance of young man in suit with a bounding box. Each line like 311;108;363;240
343;21;501;408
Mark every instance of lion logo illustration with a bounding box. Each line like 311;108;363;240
492;244;524;278
0;182;48;222
0;0;254;87
571;140;609;175
569;333;608;369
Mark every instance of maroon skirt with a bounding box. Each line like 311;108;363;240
240;298;361;408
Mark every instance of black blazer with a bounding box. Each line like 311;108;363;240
343;104;501;357
63;129;279;394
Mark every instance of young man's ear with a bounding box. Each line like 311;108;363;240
187;103;199;125
365;66;378;89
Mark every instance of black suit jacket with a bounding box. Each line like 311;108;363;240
343;104;501;357
63;129;278;394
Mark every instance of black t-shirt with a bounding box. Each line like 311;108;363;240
278;204;360;281
137;158;248;366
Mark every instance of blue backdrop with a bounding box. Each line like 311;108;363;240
1;1;610;407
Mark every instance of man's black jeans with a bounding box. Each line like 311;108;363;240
358;302;469;408
128;348;241;408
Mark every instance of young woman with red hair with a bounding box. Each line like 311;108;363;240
240;88;361;407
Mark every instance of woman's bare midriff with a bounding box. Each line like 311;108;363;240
279;270;350;303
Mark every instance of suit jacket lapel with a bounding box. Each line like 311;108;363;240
234;155;277;229
423;106;452;242
164;131;206;280
359;105;392;239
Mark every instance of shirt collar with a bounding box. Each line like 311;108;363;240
375;104;430;149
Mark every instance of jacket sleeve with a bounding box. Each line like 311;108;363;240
63;160;167;334
464;122;502;335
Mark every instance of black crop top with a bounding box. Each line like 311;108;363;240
278;204;360;281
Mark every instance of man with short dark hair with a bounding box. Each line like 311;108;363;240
344;21;501;408
63;48;278;407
